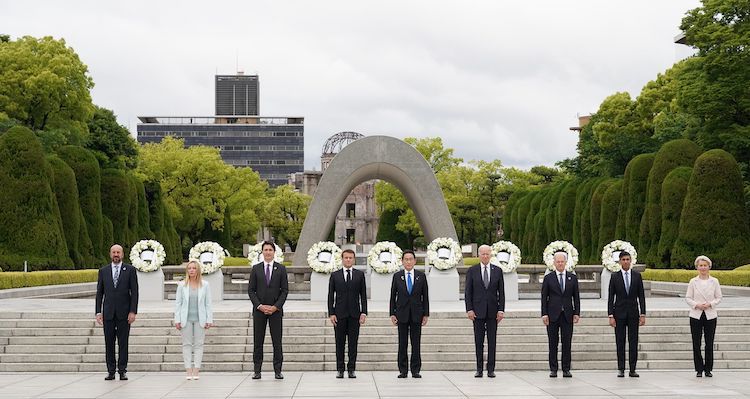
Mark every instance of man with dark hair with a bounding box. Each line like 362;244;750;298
248;241;288;379
390;250;429;378
608;251;646;378
328;248;368;378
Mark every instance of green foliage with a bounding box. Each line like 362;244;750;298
598;179;623;251
0;126;72;271
262;185;311;251
100;168;132;254
575;179;604;262
85;106;138;169
619;153;655;245
0;270;98;289
642;268;750;287
556;181;578;242
589;179;616;261
655;167;692;268
133;178;153;240
102;216;114;260
673;149;750;269
376;208;410;250
144;180;180;264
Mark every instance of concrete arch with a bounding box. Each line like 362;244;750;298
292;135;459;265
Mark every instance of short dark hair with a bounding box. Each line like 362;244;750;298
262;241;276;251
342;249;355;256
402;249;416;259
619;251;631;259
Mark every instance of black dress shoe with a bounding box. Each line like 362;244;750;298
617;370;625;378
696;371;703;377
474;371;483;378
252;372;261;379
487;371;496;378
275;372;284;379
105;374;116;381
549;371;558;378
336;371;344;378
705;371;713;377
562;370;572;378
629;371;639;378
119;372;128;380
348;371;356;378
397;373;408;378
412;373;422;378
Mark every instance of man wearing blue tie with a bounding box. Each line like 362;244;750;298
389;250;429;378
541;252;580;378
608;251;646;378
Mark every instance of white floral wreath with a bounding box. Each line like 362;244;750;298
130;239;166;272
307;241;343;274
489;241;522;273
543;240;579;272
247;242;284;265
427;237;462;270
368;241;403;274
601;240;638;273
189;241;226;274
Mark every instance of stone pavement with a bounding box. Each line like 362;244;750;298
1;370;750;398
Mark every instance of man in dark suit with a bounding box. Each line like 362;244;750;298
95;244;139;381
608;251;646;378
248;241;289;380
389;250;429;378
465;244;505;378
328;249;368;378
541;252;581;378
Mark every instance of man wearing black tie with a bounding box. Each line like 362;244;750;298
328;249;368;378
248;241;289;380
95;244;139;381
465;244;505;378
608;251;646;378
390;250;429;378
541;252;580;378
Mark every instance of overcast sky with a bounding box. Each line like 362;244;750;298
2;0;699;170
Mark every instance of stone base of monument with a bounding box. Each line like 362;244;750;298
136;269;164;301
203;270;224;302
427;267;459;301
310;271;328;302
369;271;393;302
600;268;611;300
504;271;519;301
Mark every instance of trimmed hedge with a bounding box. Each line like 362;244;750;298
655;167;692;268
556;181;578;242
672;149;750;269
598;179;623;251
620;153;655;244
589;179;616;261
642;269;750;287
100;169;133;255
0;270;98;290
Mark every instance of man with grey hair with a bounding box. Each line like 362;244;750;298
541;251;580;378
465;244;505;378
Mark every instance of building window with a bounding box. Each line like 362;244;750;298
346;203;356;218
346;229;355;244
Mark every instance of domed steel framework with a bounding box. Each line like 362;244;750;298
322;131;364;155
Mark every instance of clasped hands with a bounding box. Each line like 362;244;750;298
258;304;278;315
466;310;504;324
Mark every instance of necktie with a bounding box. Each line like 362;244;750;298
346;269;351;283
113;265;120;288
625;272;630;295
558;272;564;292
483;266;489;289
407;272;413;294
265;264;271;286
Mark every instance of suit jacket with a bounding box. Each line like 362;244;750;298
608;269;646;319
95;263;139;320
328;267;368;318
174;280;214;327
389;269;429;324
686;276;722;320
464;263;505;319
248;261;289;313
541;270;580;323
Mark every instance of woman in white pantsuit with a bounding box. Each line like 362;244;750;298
175;261;213;379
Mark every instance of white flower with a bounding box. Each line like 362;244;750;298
188;241;226;274
247;242;284;265
130;240;166;273
307;241;343;274
489;241;522;273
543;241;579;272
367;241;403;274
426;237;462;270
601;240;638;273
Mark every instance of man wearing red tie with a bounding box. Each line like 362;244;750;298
389;250;429;378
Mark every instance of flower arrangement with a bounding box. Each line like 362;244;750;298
368;241;403;274
189;241;226;274
543;240;579;272
130;240;166;272
489;240;522;273
427;237;462;270
247;242;284;265
307;241;343;274
601;240;638;272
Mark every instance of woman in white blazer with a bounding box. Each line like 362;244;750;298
685;255;722;378
174;261;213;380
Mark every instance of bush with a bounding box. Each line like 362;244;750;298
0;126;72;271
619;153;655;245
0;270;98;290
376;208;410;250
655;167;692;268
133;178;153;240
672;149;750;269
556;181;579;242
101;169;132;253
590;179;616;261
642;269;750;287
511;193;533;246
544;185;563;248
523;192;542;261
577;178;606;263
598;179;623;252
